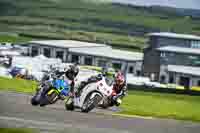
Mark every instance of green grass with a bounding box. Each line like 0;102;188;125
0;77;37;94
120;91;200;122
0;26;147;51
0;128;38;133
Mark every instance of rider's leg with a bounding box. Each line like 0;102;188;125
76;81;87;95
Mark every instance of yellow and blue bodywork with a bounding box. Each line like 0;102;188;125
48;79;70;96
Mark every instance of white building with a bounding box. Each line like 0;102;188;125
24;40;143;76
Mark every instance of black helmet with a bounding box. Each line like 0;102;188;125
65;64;79;80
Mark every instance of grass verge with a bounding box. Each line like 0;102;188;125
0;128;38;133
119;90;200;122
0;77;37;94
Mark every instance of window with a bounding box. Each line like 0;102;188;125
71;54;79;63
56;51;64;61
169;52;175;56
84;57;93;65
160;75;166;83
194;61;200;66
198;80;200;87
98;60;107;67
188;55;200;66
43;48;51;58
160;52;166;58
169;75;174;83
112;63;122;70
188;55;198;60
128;66;134;73
31;46;38;57
136;70;141;76
191;41;200;48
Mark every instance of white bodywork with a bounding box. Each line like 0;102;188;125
73;76;113;108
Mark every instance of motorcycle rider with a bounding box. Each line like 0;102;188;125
40;63;79;99
111;71;127;106
75;67;127;107
63;63;79;97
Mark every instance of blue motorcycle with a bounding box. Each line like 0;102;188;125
31;78;70;107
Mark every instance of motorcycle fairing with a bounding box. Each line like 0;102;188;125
74;77;112;108
73;82;99;108
51;79;70;96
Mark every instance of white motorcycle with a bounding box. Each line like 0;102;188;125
65;76;113;113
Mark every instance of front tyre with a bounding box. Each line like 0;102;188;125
81;93;102;113
40;89;58;106
31;96;39;106
30;84;43;106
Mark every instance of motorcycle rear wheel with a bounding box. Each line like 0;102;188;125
99;98;110;109
47;90;59;104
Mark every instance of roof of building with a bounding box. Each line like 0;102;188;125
69;47;143;61
167;65;200;77
157;46;200;55
29;40;108;48
0;50;21;56
147;32;200;40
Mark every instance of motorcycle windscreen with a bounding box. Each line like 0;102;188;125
52;79;69;96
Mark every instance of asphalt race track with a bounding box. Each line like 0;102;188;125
0;91;200;133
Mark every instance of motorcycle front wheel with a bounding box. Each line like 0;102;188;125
31;95;40;106
30;89;42;106
81;93;102;113
40;89;59;106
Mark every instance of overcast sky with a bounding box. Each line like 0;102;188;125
113;0;200;10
